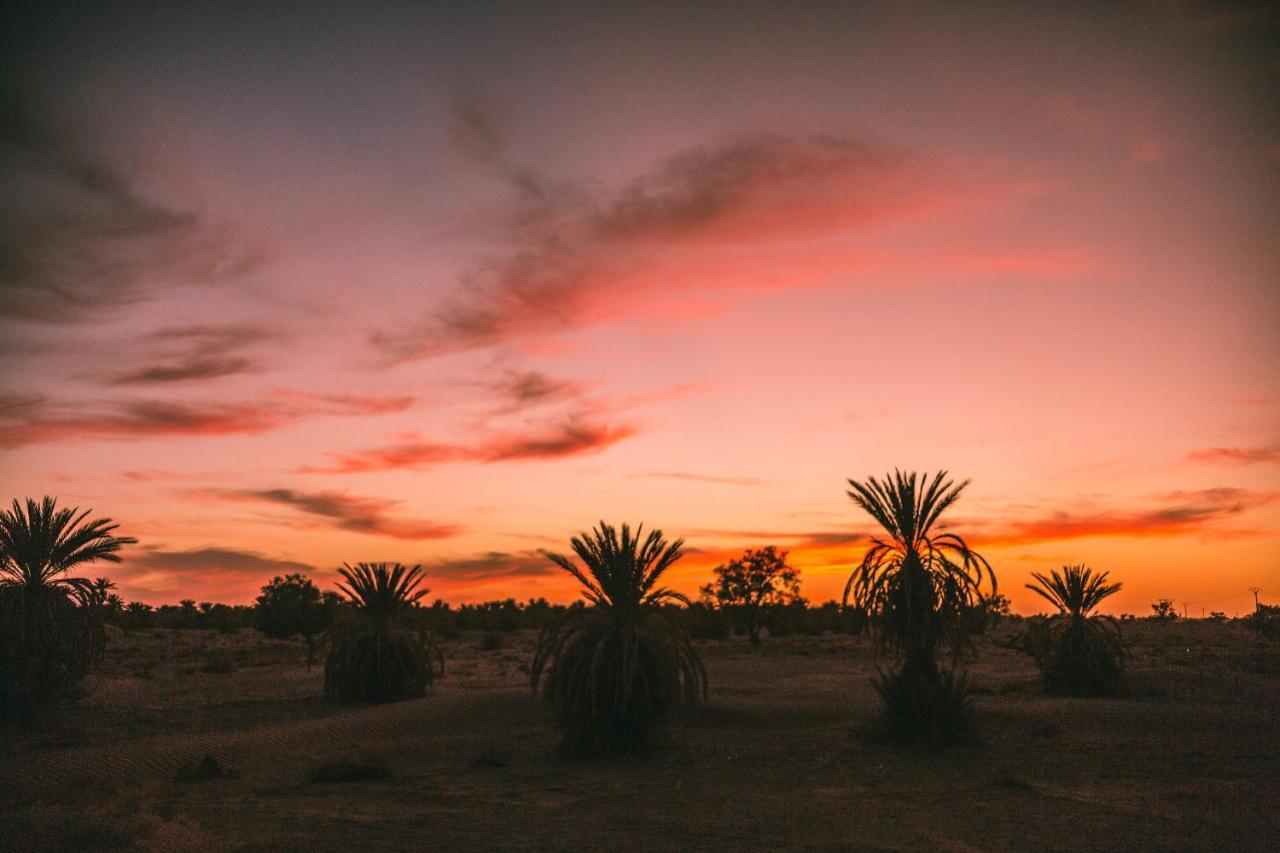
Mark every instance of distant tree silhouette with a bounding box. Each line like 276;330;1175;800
843;471;995;746
255;573;342;666
1026;564;1125;696
323;563;442;704
701;546;801;645
0;497;135;724
1151;599;1178;620
532;522;706;755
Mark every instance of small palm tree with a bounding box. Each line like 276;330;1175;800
843;470;995;746
532;522;706;755
323;562;443;704
1025;564;1125;696
0;497;136;723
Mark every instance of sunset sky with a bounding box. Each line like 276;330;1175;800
2;1;1277;614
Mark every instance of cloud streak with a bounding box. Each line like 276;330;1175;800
1187;445;1280;465
965;488;1278;546
425;549;555;582
301;413;636;474
373;129;973;361
115;545;317;602
638;472;769;487
0;95;267;325
103;324;270;386
212;488;462;541
0;390;413;448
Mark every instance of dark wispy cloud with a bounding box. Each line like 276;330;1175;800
0;390;412;448
489;369;581;409
373;122;956;361
211;488;462;541
964;488;1278;545
0;95;267;326
300;412;635;474
1186;445;1280;465
424;549;555;582
127;546;315;579
115;545;317;602
685;528;865;549
101;324;271;385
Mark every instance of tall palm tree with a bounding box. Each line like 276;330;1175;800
532;522;706;755
323;562;442;704
843;470;995;745
0;498;135;593
1025;564;1125;695
0;497;136;722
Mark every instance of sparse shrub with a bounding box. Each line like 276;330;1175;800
532;522;706;756
843;471;995;748
323;563;443;704
683;602;732;640
480;630;504;651
872;666;973;746
963;593;1012;635
1244;604;1280;640
700;546;801;645
1026;564;1125;696
0;497;135;726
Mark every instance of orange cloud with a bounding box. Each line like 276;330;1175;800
960;488;1278;546
1187;446;1280;465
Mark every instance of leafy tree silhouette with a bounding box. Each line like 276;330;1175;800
701;546;801;645
0;497;135;724
532;522;706;755
256;573;343;667
842;471;995;747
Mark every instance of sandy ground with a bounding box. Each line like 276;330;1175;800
2;619;1277;852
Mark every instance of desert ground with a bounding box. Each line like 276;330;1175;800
3;620;1277;852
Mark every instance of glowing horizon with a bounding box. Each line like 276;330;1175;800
2;2;1277;615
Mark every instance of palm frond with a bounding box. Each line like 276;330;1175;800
533;521;704;755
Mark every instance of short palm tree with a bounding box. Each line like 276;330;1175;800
0;497;135;723
843;470;996;746
532;522;706;755
1025;564;1125;696
323;562;443;704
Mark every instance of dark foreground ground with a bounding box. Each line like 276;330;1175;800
3;620;1278;851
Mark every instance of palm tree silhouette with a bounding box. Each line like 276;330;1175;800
1025;564;1125;695
0;497;136;722
532;522;706;755
323;562;442;704
0;498;135;595
843;471;995;744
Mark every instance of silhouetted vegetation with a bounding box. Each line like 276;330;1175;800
1151;599;1178;620
1245;603;1280;640
323;563;443;704
255;573;342;666
532;522;706;755
0;497;135;725
843;471;995;747
700;546;801;645
1025;564;1125;696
